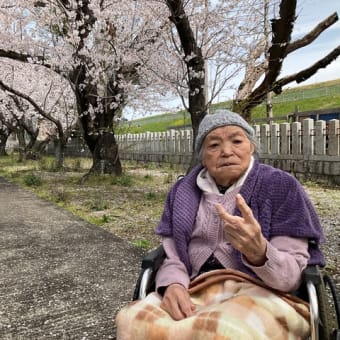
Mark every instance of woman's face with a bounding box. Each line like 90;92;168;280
202;125;254;186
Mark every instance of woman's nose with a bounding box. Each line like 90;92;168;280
221;143;233;156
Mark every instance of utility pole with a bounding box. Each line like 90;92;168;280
264;0;273;123
204;0;209;114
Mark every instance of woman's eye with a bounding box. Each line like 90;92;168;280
208;143;219;149
233;139;243;144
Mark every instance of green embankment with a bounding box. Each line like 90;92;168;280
119;79;340;134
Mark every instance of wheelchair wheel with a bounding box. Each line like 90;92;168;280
132;268;145;301
317;272;340;340
323;274;340;340
317;274;331;340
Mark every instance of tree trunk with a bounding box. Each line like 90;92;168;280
73;61;125;176
17;127;26;162
53;139;65;169
90;132;122;175
188;99;205;172
34;139;50;154
24;129;39;158
165;0;207;173
0;134;8;156
266;92;273;123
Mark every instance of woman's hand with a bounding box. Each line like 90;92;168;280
160;283;196;320
215;193;267;266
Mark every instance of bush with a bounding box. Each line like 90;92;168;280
70;159;82;171
132;239;151;249
23;173;42;187
145;191;157;200
86;197;108;211
50;186;70;203
111;174;133;187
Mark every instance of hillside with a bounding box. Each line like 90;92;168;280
119;78;340;134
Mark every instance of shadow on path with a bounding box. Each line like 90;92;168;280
0;177;144;339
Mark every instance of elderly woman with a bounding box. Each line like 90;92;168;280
116;109;325;340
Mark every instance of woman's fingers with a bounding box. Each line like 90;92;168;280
216;194;256;226
216;195;267;266
235;194;255;223
160;284;195;320
215;203;235;223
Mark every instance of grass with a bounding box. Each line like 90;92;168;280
0;155;184;251
251;95;340;120
23;173;43;187
0;152;339;281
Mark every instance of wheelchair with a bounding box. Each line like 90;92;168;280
133;245;340;340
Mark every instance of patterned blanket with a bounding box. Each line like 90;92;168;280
115;269;310;339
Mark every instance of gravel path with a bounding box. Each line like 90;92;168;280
0;177;144;339
304;186;340;290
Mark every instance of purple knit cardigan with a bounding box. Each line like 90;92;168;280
155;160;325;277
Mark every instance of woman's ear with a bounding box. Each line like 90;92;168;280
250;143;255;155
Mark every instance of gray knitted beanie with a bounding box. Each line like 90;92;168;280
195;109;254;152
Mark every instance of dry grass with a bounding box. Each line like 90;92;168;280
0;156;339;260
0;156;186;250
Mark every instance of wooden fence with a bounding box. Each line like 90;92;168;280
117;118;340;185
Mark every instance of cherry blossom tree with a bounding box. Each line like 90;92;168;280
154;0;264;150
161;0;340;127
0;107;16;156
0;0;170;175
0;58;77;166
0;81;77;167
0;92;40;160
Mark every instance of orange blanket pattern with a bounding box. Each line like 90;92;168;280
115;269;310;340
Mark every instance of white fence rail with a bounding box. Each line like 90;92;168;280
117;118;340;184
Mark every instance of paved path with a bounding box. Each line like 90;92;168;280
0;177;144;339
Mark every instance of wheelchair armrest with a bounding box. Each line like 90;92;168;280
141;245;165;270
133;245;166;300
302;265;322;286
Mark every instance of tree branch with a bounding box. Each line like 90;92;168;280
286;12;338;55
0;48;67;77
255;0;297;94
0;79;64;139
0;49;46;65
273;45;340;91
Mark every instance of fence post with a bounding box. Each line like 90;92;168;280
146;132;151;153
133;133;138;154
253;125;260;147
182;129;187;154
141;133;146;154
327;119;339;156
141;132;145;160
160;132;166;156
291;122;301;155
280;123;290;155
169;130;176;154
188;129;193;154
302;119;314;156
260;124;270;154
314;120;326;155
270;123;280;155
